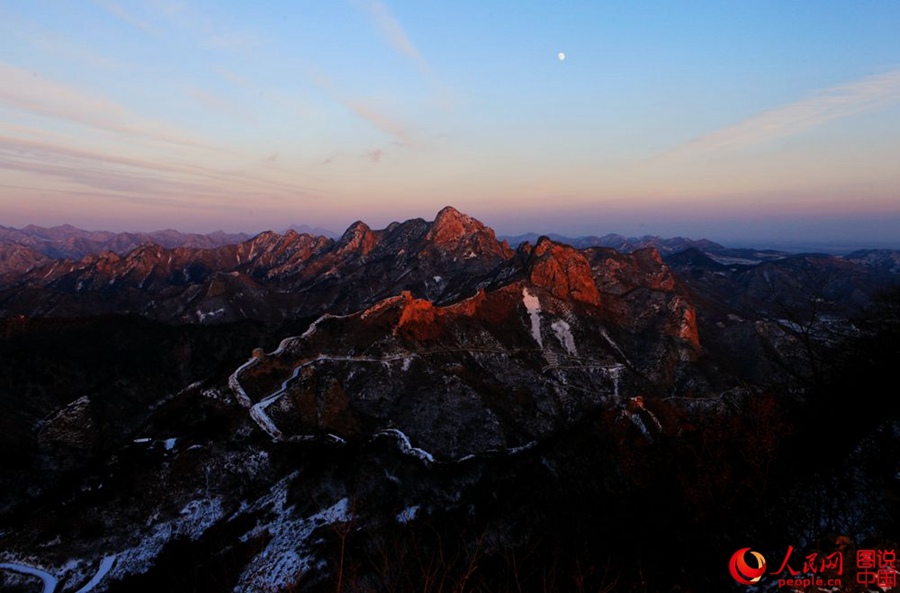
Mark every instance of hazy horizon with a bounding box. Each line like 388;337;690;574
6;207;900;254
2;2;899;247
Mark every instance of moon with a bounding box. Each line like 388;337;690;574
558;51;566;61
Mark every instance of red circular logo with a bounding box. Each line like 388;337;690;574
729;548;767;585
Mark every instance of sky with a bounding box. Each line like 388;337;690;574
1;1;899;247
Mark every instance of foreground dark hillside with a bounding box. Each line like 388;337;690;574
0;209;897;592
0;314;320;514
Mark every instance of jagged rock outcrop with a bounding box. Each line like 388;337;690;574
423;206;513;261
335;221;378;257
526;237;600;305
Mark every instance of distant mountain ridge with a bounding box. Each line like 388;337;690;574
3;222;893;272
500;232;802;263
285;224;340;238
0;224;251;271
500;232;900;256
500;232;726;256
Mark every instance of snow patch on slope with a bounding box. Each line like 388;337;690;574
110;498;224;580
195;308;225;322
396;505;419;524
551;319;577;356
238;477;351;592
522;287;542;348
598;326;631;366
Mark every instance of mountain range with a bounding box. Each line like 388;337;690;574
0;207;897;592
2;208;897;324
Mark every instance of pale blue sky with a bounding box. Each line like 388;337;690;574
1;1;899;246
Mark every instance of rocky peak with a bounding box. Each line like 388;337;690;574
426;206;502;248
246;230;284;251
424;207;514;261
336;221;377;256
239;231;299;263
526;237;601;306
426;206;480;244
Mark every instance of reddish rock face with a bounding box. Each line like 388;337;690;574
397;292;440;340
336;221;378;257
526;238;601;306
425;206;473;245
670;295;701;353
424;206;514;261
394;289;493;341
237;230;331;272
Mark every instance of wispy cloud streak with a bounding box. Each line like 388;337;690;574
145;0;258;51
93;0;152;32
183;84;256;124
359;1;456;111
0;61;208;149
0;132;319;200
366;1;429;73
660;69;900;160
213;66;251;88
307;67;412;144
344;99;410;144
